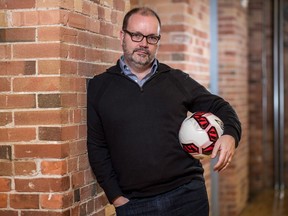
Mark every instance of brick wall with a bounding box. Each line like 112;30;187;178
218;0;249;215
0;0;128;215
0;0;249;216
248;0;274;195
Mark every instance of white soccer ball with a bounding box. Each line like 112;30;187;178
179;112;224;160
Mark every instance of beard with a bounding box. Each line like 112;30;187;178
122;40;155;68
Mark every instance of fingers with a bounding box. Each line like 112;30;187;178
211;135;236;172
213;144;235;172
215;154;232;172
213;152;229;171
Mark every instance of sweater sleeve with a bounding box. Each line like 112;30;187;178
87;76;123;203
172;70;242;146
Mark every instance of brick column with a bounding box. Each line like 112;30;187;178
218;0;249;215
0;0;128;215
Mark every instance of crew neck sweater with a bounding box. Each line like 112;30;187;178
87;61;241;203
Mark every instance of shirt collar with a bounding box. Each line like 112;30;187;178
119;55;158;77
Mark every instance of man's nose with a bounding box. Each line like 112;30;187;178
139;37;149;47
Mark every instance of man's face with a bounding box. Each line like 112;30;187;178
120;13;161;69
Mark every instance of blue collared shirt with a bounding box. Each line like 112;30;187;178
119;56;158;87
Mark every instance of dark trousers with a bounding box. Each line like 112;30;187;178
115;180;209;216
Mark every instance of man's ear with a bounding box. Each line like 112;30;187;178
120;30;124;45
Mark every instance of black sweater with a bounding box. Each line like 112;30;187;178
87;62;241;203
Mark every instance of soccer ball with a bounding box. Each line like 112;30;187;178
179;112;224;159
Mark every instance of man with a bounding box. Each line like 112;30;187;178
87;7;241;216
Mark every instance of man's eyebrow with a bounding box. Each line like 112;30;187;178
132;31;159;36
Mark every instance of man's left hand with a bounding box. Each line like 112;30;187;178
211;135;236;172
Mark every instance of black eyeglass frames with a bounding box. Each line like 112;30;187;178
123;29;161;45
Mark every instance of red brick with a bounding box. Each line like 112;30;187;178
71;203;80;215
0;145;12;160
0;193;8;208
61;93;78;108
38;10;61;25
59;27;77;44
14;144;69;159
85;169;95;185
21;209;71;216
0;28;35;42
13;43;61;58
41;160;67;175
0;161;12;176
105;37;121;51
0;94;36;109
38;94;61;108
38;26;61;41
36;0;60;8
14;161;37;176
21;210;70;216
100;50;117;63
78;32;100;47
159;44;187;52
1;0;35;9
38;60;61;75
68;45;86;60
15;176;70;192
38;125;79;141
60;77;86;92
82;1;91;15
67;157;78;173
72;171;84;189
0;210;18;216
0;11;7;27
94;193;109;213
99;22;113;37
67;12;86;30
79;154;89;171
59;10;70;26
86;18;101;33
78;124;86;139
86;199;95;215
0;128;36;142
78;62;100;77
38;60;77;75
39;127;61;141
36;0;74;10
80;184;96;201
10;194;39;209
11;10;62;27
0;178;11;192
40;192;73;209
78;93;87;108
14;110;69;125
0;61;36;76
12;11;38;26
13;77;60;92
113;0;124;10
85;49;101;62
72;109;82;123
61;125;78;140
0;44;11;59
0;77;10;92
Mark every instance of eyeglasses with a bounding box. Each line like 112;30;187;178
123;29;161;45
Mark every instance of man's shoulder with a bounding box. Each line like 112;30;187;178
90;63;120;81
158;62;189;79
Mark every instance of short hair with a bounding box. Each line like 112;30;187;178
122;7;161;30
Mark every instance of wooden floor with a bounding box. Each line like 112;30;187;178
239;189;288;216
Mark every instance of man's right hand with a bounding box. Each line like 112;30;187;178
113;196;130;207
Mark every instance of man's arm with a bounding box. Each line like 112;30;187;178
87;77;123;203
